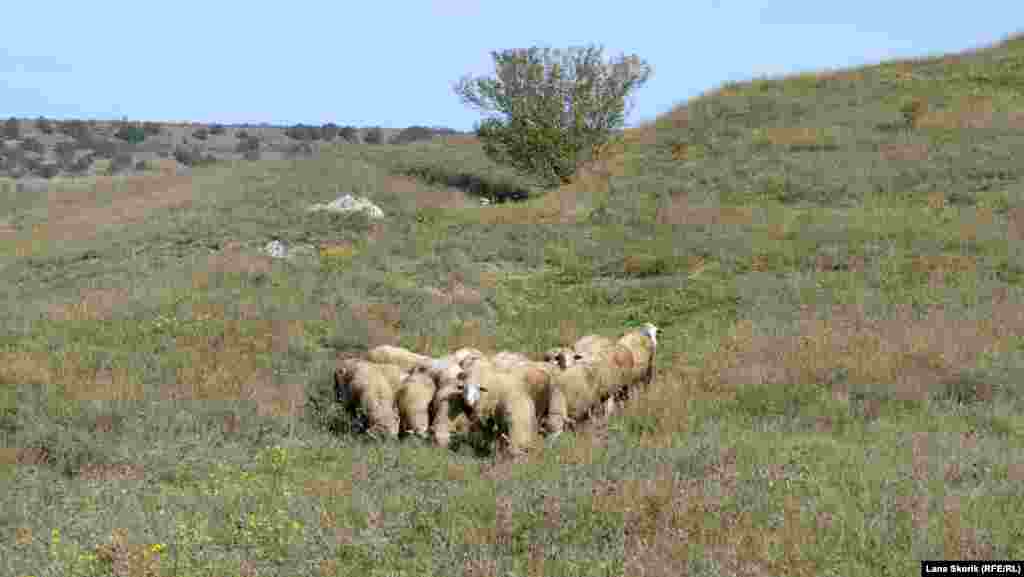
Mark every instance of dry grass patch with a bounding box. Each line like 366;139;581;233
35;174;194;247
656;191;754;226
702;301;1021;402
426;272;485;306
385;174;469;210
162;318;275;401
593;458;819;577
917;96;997;130
880;142;931;162
754;127;838;150
47;287;133;322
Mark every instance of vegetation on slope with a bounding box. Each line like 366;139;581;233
1;34;1023;576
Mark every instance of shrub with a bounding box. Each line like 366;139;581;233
77;135;118;159
338;125;358;142
2;117;19;139
390;125;436;145
36;116;54;134
135;159;148;171
108;153;135;174
454;45;651;185
321;123;339;141
60;119;91;140
174;145;216;166
285;124;321;141
114;122;146;144
55;141;77;167
192;127;209;140
363;126;383;144
70;153;96;174
236;130;249;139
37;162;60;179
208;123;226;135
20;137;45;154
236;135;260;154
900;97;926;129
142;121;162;135
243;149;261;161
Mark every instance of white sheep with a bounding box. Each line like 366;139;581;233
334;359;402;438
395;359;454;439
366;345;432;372
489;350;533;371
432;356;551;456
615;322;659;400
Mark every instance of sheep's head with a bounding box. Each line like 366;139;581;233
451;370;487;411
641;323;659;347
543;347;579;370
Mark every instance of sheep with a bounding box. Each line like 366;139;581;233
544;350;626;436
394;359;452;439
543;346;580;370
490;350;532;371
615;322;659;401
334;359;401;438
366;345;431;372
432;356;552;456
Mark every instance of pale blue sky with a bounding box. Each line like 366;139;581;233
2;1;1020;130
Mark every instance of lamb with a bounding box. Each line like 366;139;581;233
334;358;402;439
366;345;432;372
615;322;659;401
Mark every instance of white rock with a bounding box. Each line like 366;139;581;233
307;194;384;218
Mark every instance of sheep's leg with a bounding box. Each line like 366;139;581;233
544;386;569;437
431;398;453;448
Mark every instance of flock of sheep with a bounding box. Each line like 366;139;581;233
334;323;659;455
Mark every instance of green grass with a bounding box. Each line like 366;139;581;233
3;34;1024;576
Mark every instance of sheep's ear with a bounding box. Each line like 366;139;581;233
573;353;584;361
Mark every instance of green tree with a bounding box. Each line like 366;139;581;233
453;45;651;186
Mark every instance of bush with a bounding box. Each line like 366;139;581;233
76;135;118;159
390;125;436;145
37;163;60;179
321;123;339;141
236;135;260;154
236;130;249;139
454;45;651;185
174;145;216;167
208;123;226;135
59;119;91;141
285;124;322;141
36;116;54;134
108;153;135;174
114;122;146;144
2;117;19;139
338;126;358;142
192;127;209;140
69;153;96;174
363;126;383;144
142;121;162;135
55;141;77;167
20;137;45;155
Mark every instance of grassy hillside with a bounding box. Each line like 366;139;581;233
2;34;1023;576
